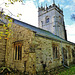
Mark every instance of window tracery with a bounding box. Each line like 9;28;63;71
14;42;22;60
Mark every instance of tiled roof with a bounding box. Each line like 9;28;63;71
13;19;75;45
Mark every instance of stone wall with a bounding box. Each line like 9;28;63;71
34;36;61;72
0;24;7;66
0;11;75;74
5;22;75;74
34;35;74;72
5;23;36;73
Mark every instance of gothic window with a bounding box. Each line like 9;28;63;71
53;46;57;58
46;16;49;23
14;42;22;60
72;49;75;57
63;47;67;59
52;44;59;59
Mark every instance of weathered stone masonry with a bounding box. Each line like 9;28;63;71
4;21;75;74
0;23;7;67
0;19;75;74
5;23;36;73
0;3;75;74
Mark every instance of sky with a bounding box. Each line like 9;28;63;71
0;0;75;43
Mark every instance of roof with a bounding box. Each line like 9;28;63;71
0;9;74;45
13;19;75;45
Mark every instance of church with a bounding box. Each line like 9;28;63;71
0;1;75;74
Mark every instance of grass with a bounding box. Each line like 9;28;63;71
58;64;75;75
37;64;75;75
0;64;75;75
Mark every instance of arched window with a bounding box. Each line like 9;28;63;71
52;44;59;59
45;16;49;23
14;42;22;60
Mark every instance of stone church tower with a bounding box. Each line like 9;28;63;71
38;0;67;40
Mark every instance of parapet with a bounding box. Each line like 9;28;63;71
38;4;63;15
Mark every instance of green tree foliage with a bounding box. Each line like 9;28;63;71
0;0;23;40
0;16;13;40
8;0;22;4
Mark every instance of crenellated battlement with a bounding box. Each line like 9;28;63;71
38;3;63;16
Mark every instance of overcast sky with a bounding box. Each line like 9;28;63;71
0;0;75;43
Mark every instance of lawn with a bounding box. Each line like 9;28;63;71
58;64;75;75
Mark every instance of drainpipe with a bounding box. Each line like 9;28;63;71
61;41;69;68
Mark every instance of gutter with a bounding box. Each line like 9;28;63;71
61;41;69;68
35;33;75;45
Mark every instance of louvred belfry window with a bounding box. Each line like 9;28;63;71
14;43;22;60
46;16;49;23
46;18;49;23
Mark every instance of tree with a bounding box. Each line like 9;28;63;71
0;0;23;40
8;0;22;3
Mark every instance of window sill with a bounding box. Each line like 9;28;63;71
53;58;59;61
14;60;22;62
